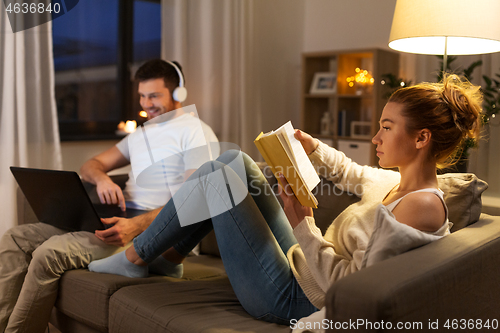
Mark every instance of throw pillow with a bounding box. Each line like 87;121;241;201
437;173;488;232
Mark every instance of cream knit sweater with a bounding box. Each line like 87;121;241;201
287;141;401;309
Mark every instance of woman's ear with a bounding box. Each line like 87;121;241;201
415;129;431;149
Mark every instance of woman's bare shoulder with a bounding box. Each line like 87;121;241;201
392;191;446;232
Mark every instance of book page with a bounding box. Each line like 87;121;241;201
276;121;320;191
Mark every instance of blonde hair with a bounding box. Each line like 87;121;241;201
388;74;482;169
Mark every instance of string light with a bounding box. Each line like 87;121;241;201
346;68;374;89
117;120;137;134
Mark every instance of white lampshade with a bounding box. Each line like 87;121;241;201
389;0;500;55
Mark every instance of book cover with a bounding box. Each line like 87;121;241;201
254;121;320;208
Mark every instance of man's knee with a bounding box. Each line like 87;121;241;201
30;242;65;278
30;235;93;277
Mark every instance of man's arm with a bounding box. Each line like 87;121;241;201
94;207;163;246
80;146;130;210
95;169;196;246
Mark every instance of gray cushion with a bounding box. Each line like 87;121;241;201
109;277;291;333
55;255;226;332
437;173;488;232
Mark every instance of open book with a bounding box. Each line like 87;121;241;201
254;121;320;208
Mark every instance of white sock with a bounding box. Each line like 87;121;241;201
148;255;183;278
88;251;148;278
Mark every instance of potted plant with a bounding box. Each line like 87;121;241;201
436;57;483;173
453;67;500;173
482;71;500;125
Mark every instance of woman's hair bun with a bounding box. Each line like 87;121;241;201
441;74;482;140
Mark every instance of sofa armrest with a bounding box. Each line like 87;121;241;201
326;214;500;332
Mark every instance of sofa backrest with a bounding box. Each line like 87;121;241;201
326;213;500;326
16;169;488;258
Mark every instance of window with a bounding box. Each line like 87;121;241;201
53;0;161;140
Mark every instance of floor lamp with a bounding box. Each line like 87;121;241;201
388;0;500;73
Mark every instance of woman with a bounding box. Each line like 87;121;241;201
89;74;481;323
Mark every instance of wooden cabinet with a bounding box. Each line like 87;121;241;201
301;48;399;166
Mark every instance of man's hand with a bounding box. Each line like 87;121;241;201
95;217;142;246
96;178;126;211
80;146;130;211
95;207;163;246
294;129;319;155
278;174;313;229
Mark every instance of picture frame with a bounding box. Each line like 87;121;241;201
309;72;337;94
350;121;372;139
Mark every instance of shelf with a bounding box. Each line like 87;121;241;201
338;93;372;99
303;93;373;99
309;134;374;142
337;136;373;142
301;48;399;166
304;93;336;98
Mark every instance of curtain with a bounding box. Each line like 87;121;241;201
161;0;262;158
0;14;62;237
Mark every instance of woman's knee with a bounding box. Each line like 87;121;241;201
217;150;256;169
216;149;242;163
192;151;259;198
195;160;226;177
217;150;262;181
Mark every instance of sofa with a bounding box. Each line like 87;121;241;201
16;165;500;333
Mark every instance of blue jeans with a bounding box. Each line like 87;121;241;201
133;150;317;324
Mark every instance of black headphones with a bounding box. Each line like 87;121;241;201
165;60;187;103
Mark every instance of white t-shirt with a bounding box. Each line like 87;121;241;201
116;113;219;210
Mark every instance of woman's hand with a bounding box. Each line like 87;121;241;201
278;174;313;229
294;129;319;155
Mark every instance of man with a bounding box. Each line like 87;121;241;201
0;59;218;333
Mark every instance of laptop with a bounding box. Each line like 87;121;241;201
10;167;146;233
